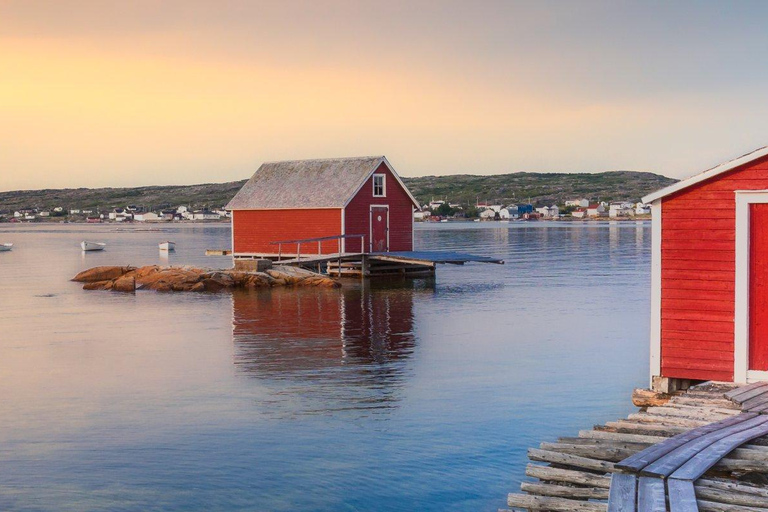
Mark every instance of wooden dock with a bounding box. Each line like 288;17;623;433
505;382;768;512
252;250;503;278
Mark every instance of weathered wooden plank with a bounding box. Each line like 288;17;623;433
671;417;768;481
667;479;697;512
714;457;768;473
697;499;768;511
521;481;609;500
747;400;768;413
697;478;768;499
626;413;710;429
541;442;638;462
737;393;768;411
617;414;757;473
603;420;687;437
579;430;667;445
557;438;652;451
527;448;615;472
507;493;608;511
726;382;768;403
608;473;637;512
525;464;611;489
640;414;763;477
637;477;666;512
695;484;768;508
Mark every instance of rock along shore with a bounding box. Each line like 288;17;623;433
72;265;340;292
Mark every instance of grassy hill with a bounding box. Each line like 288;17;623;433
0;181;247;213
404;171;676;206
0;171;675;214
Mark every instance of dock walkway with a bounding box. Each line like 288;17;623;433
505;382;768;512
277;250;503;277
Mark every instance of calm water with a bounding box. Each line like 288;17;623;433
0;222;650;511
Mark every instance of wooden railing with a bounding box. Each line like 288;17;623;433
270;234;366;261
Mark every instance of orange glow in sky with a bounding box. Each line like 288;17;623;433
2;1;768;190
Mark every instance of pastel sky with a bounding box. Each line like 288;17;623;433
3;0;768;191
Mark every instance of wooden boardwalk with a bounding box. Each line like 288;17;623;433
505;382;768;512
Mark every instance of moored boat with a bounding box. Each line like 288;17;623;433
0;243;12;252
159;241;176;251
81;241;106;252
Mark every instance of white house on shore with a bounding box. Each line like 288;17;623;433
635;202;651;215
587;203;606;217
133;212;160;222
608;202;635;218
535;205;560;218
572;208;587;218
565;199;590;208
191;210;221;221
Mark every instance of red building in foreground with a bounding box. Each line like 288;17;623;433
644;146;768;390
226;156;420;257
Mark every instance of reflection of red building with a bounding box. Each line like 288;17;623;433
231;287;416;380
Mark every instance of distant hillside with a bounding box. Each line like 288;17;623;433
404;171;676;206
0;171;676;214
0;181;247;213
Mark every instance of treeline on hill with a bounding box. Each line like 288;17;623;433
0;171;676;215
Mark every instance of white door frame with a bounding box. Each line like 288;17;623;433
369;204;390;252
735;190;768;383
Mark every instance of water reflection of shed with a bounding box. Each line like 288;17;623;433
231;286;419;414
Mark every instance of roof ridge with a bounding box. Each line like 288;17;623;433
260;155;384;165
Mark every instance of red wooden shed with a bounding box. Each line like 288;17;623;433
643;146;768;390
226;156;420;258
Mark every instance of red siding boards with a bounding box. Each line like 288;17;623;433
233;209;342;255
344;163;414;252
660;153;768;381
749;203;768;370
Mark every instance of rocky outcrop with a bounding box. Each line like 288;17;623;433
72;265;340;293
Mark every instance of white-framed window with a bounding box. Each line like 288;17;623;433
373;174;386;197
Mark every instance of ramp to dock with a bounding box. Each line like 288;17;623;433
369;251;504;265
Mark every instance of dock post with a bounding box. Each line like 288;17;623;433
361;254;369;279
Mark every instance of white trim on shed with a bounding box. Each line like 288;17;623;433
643;146;768;204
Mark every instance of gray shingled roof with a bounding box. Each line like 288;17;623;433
226;156;389;210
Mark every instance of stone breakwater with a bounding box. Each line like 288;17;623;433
72;265;340;292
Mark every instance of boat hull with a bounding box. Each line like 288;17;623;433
81;242;106;252
159;242;175;251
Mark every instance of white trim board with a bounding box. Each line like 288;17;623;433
643;146;768;204
649;199;662;385
734;190;768;383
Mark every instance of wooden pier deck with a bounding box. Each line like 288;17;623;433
277;250;504;278
505;382;768;512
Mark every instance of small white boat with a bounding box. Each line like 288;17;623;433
159;241;176;251
0;243;12;252
81;241;106;252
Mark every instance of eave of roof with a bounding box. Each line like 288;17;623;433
642;146;768;204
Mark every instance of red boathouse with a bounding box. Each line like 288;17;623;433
226;156;420;258
644;146;768;390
